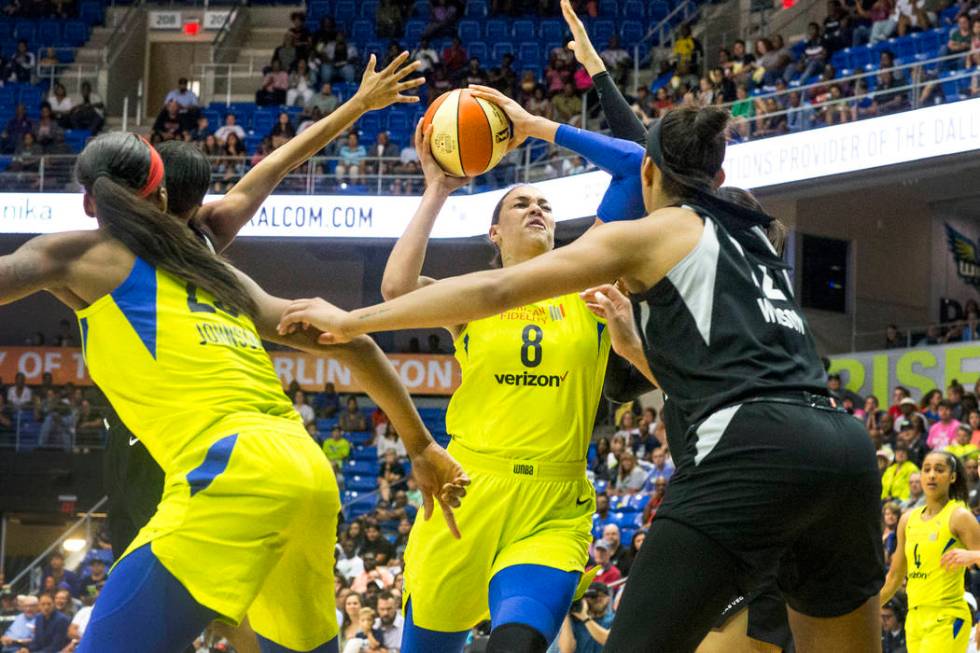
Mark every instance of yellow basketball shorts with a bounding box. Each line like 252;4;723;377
906;603;972;653
119;414;341;652
403;442;594;632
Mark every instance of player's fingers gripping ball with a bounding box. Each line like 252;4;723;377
422;89;513;177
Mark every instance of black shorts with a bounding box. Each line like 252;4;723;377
715;586;794;651
656;399;885;618
104;414;164;558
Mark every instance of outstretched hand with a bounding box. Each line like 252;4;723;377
580;283;643;361
277;297;354;344
409;441;471;539
561;0;606;76
355;51;426;111
941;548;980;571
466;84;536;151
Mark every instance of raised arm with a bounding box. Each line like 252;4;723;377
0;232;89;305
879;511;909;606
380;122;469;305
238;270;469;537
199;53;425;252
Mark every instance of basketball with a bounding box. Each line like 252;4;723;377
422;89;513;178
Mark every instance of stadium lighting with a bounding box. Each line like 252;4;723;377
63;538;86;553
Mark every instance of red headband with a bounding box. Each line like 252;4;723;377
137;136;164;198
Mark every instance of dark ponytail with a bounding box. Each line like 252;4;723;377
716;186;788;255
655;105;729;200
155;140;212;216
76;133;256;317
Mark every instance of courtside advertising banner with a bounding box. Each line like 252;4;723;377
0;347;462;395
1;98;978;236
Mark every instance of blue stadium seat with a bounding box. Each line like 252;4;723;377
351;19;375;43
468;41;488;62
79;0;104;25
457;19;481;42
512;19;535;41
491;42;514;61
649;0;670;20
628;493;651;511
363;41;385;58
521;62;543;81
385;111;411;132
621;527;638;544
360;0;379;18
345;459;380;476
308;0;331;19
466;0;488;16
334;0;356;22
413;0;431;17
619;20;644;44
13;21;35;43
347;503;376;518
18;86;43;112
594;479;608;495
539;19;563;42
622;0;645;19
518;42;539;65
404;19;425;42
36;20;61;46
63;21;89;47
347;475;378;492
591;19;615;45
251;108;277;134
349;431;374;445
0;22;11;42
243;133;263;155
352;445;378;460
846;45;872;69
64;129;89;153
598;0;618;16
359;112;382;132
485;19;509;41
0;86;18;106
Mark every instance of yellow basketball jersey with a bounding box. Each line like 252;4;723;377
905;500;968;610
445;293;610;463
75;256;300;472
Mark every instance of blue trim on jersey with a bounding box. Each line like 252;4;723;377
186;433;238;496
597;323;606;353
78;544;218;653
488;564;580;643
256;634;338;653
79;317;89;358
401;598;469;653
463;333;470;357
943;537;957;554
111;257;158;359
954;617;965;639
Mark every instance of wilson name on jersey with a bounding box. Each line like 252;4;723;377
445;294;610;464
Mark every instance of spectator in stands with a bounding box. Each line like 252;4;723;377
338;592;364;645
6;373;31;411
881;443;919;500
881;598;907;652
6;41;34;83
52;590;75;620
900;471;926;510
340;396;368;432
377;0;407;39
673;24;703;81
270;111;296;148
427;63;453;98
67;82;104;135
363;131;400;177
292;389;315;427
441;37;468;76
274;33;299;73
36;388;72;451
214;114;245;145
361;522;398;568
893;397;919;433
947;425;979;460
599;36;631;87
378;449;406;488
617;530;645;577
0;396;10;431
785;23;828;83
43;554;77;598
33;104;63;148
612;451;646;495
152;101;183;141
921;388;942;422
288;11;313;60
948;380;966;420
335;132;367;183
928;400;961;449
558;582;613;653
374;592;404;651
74;399;104;446
1;590;19;631
376;424;407;460
823;1;853;52
163;77;199;120
642;448;674;490
896;426;927;468
553;81;583;126
287;58;316;107
188;115;211;143
753;97;787;137
308;83;339;116
78;559;106;598
320;33;358;84
613;413;640;451
65;592;95;648
1;105;33;155
459;56;488;86
423;0;461;40
350;553;392;594
256;58;289;106
524;85;554;120
342;606;385;653
872;0;928;43
410;38;439;74
884;324;904;348
1;595;37;653
850;77;877;120
882;500;901;564
46;83;73;128
969;409;980;446
313;382;340;418
21;593;68;653
589;540;622;586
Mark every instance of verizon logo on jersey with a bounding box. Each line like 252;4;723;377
752;266;806;335
494;371;568;388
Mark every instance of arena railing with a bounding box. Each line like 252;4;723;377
0;411;108;452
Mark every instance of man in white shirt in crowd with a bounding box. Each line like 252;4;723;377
374;592;404;653
293;390;315;427
6;373;31;411
214;114;246;145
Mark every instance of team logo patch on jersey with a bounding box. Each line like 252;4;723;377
549;304;566;321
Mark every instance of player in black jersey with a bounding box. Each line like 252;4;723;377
279;103;884;652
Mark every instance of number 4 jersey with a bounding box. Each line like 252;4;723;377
75;256;300;473
445;293;611;463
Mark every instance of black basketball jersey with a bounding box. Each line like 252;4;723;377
633;204;826;448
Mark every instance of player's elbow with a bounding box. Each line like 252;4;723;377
380;277;409;301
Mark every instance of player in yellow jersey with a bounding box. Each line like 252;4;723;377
372;120;611;652
881;450;980;653
0;128;468;653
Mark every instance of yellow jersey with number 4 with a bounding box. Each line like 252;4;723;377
446;293;610;463
905;500;968;611
75;256;301;473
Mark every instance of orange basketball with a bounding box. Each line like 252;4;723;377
422;89;513;177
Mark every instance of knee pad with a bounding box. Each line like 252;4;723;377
486;622;548;653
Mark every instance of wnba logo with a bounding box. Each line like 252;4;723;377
513;463;535;476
